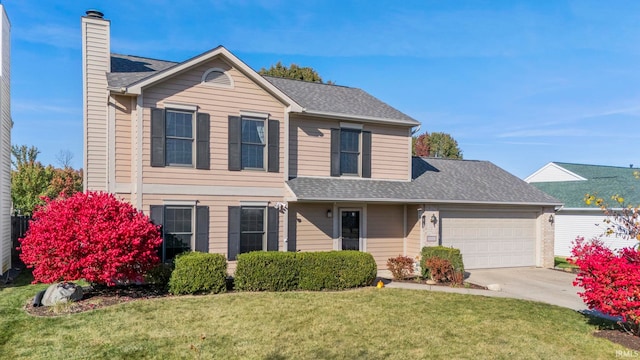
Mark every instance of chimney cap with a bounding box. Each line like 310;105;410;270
85;10;104;19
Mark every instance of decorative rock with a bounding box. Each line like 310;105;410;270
487;283;501;291
41;282;84;307
425;279;437;285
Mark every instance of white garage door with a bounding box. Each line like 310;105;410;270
440;211;537;269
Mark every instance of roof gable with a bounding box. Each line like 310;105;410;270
109;46;302;112
525;162;586;183
527;162;640;208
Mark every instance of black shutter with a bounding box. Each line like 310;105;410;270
267;119;279;173
151;108;165;167
362;130;372;178
196;113;210;170
195;206;209;252
228;206;241;260
267;207;279;251
149;205;164;261
228;116;241;171
330;128;341;177
287;208;296;252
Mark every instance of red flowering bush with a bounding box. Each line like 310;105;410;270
386;255;415;280
19;191;162;286
570;236;640;335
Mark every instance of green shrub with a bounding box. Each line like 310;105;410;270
298;251;377;290
168;252;227;295
234;251;377;291
234;252;300;291
421;246;464;278
144;262;175;289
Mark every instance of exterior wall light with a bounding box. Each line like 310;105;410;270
327;209;332;218
548;214;554;224
430;214;438;225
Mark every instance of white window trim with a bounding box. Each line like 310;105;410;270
240;110;270;119
240;201;269;207
201;67;235;88
163;102;198;111
340;122;363;130
163;200;198;206
240;116;268;171
165;108;195;167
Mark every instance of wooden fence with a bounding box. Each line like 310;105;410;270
11;215;30;267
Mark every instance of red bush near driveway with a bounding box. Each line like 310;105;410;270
571;236;640;335
19;191;162;286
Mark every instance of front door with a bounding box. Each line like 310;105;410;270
341;210;360;250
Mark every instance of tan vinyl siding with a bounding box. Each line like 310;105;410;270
369;124;410;180
290;115;410;180
0;7;8;273
113;95;132;183
289;203;334;252
142;58;287;189
142;193;284;274
83;18;110;191
405;205;422;259
366;204;404;269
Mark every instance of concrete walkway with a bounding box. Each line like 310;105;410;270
378;267;587;311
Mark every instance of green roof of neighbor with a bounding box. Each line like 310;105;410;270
530;162;640;208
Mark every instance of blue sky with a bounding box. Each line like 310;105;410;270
5;0;640;178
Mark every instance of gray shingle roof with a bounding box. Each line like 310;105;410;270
286;158;562;205
108;53;177;89
530;162;640;208
263;76;419;125
107;51;419;124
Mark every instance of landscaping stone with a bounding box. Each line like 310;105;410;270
487;284;501;291
425;279;437;285
41;282;84;306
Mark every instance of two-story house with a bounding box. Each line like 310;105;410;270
82;10;560;271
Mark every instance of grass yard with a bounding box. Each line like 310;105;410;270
555;256;579;270
0;272;625;359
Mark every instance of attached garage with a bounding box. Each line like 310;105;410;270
440;210;538;269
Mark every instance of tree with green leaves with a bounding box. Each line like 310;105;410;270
259;61;332;83
412;132;462;159
11;145;82;215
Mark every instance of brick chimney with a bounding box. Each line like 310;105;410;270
81;10;110;191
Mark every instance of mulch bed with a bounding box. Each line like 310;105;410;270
594;329;640;351
24;284;171;317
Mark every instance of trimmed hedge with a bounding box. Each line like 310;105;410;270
144;262;175;289
420;246;464;278
169;252;228;295
234;252;300;291
234;251;377;291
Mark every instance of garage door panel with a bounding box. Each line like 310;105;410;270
441;211;537;269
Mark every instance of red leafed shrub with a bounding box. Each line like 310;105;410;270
425;257;453;283
386;255;415;280
570;236;640;335
19;191;162;286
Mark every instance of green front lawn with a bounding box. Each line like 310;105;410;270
0;272;624;359
555;255;579;270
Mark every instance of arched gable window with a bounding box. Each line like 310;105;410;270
201;68;234;88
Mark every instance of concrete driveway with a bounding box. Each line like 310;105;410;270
466;267;585;311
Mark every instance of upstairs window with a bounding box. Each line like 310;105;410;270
241;117;266;169
330;126;372;178
165;110;193;166
228;115;280;173
151;107;210;169
340;129;360;175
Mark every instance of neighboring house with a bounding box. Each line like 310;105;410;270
0;5;10;276
82;11;559;270
526;162;640;256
